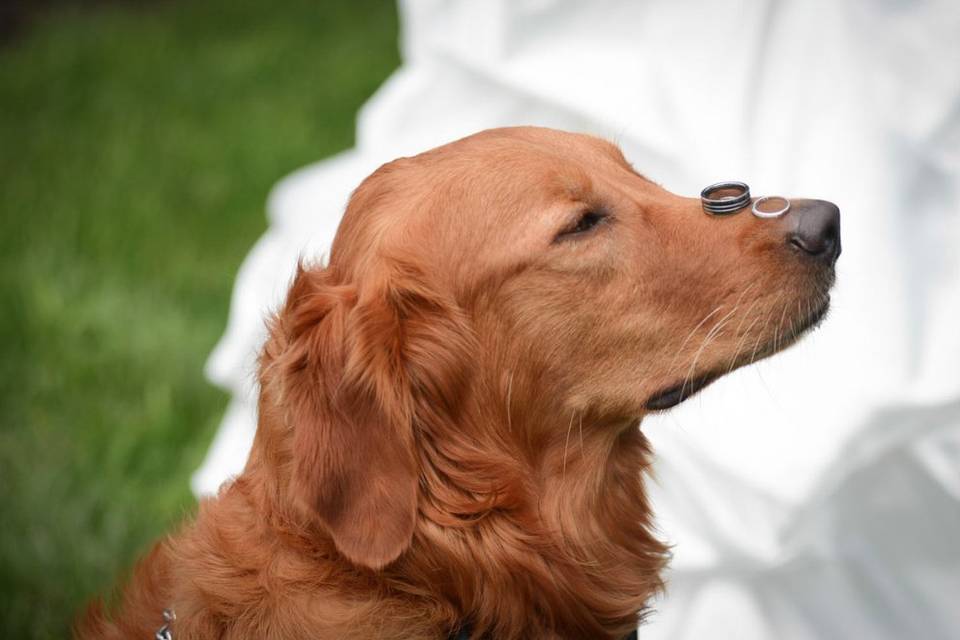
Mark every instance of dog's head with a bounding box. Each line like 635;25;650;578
262;127;839;569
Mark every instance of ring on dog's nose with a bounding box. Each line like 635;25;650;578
701;181;751;216
751;196;791;219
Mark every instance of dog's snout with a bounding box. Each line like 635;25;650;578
787;199;841;263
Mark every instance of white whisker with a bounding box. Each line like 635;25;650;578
667;305;725;377
577;412;584;455
774;296;790;352
748;292;782;366
730;293;763;342
726;311;764;374
562;411;575;477
504;370;515;432
680;296;746;397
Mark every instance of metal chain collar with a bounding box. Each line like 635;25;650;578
154;608;175;640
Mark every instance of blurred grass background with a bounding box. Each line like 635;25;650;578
0;1;400;636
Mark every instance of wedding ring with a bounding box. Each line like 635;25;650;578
751;196;791;219
701;181;751;216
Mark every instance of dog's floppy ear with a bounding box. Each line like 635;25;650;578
268;259;474;569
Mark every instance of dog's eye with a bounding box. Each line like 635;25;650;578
556;210;608;241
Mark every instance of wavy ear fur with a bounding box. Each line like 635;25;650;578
268;259;474;569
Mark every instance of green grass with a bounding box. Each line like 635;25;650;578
0;2;400;636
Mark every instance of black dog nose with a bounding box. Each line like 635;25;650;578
789;200;841;263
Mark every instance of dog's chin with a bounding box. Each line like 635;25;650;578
644;298;831;412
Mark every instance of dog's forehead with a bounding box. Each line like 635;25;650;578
449;135;617;207
473;130;625;175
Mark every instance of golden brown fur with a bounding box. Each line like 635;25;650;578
78;127;835;639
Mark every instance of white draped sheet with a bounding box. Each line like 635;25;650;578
194;1;960;637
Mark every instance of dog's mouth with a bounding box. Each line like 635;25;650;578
645;372;721;411
645;297;830;412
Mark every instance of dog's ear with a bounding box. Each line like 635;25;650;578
267;260;474;569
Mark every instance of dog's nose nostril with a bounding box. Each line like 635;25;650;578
788;200;841;263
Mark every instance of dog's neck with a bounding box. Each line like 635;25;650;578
248;367;666;639
409;369;667;637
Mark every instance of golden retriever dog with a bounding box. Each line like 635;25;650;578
78;127;840;639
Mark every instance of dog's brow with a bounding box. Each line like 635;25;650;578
602;144;654;184
620;160;654;185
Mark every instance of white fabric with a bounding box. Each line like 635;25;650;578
193;1;960;637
